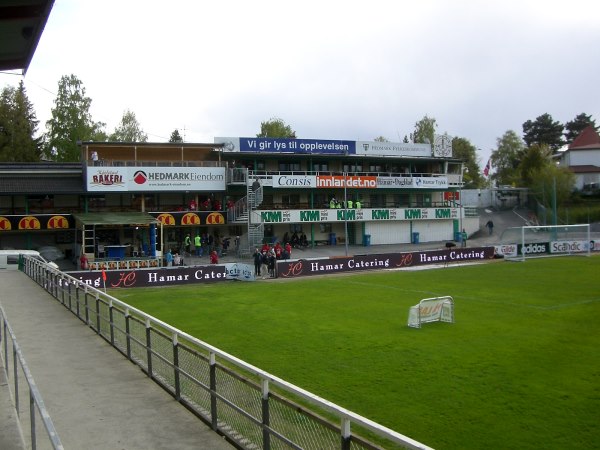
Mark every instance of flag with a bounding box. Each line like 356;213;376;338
483;159;491;177
101;269;107;281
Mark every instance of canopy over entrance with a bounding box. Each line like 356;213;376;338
73;212;159;226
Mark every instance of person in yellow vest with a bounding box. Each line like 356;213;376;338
355;199;361;209
346;199;353;208
194;233;202;257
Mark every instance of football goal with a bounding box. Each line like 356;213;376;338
509;223;592;261
408;296;454;329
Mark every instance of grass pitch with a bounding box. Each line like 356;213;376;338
115;256;600;450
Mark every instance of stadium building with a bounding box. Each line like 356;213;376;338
0;138;480;264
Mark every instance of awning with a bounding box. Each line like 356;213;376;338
73;212;160;226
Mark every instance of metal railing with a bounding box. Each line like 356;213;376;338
0;305;64;450
22;257;432;450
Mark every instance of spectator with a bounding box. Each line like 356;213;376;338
166;249;173;267
210;250;219;264
253;249;262;277
184;233;191;255
486;220;494;235
261;251;269;279
285;242;292;259
173;252;182;266
195;233;202;256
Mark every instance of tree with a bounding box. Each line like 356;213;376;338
452;137;484;188
169;128;183;143
374;136;389;142
109;109;147;142
518;143;553;187
411;115;436;144
0;81;41;162
522;113;564;151
564;113;597;144
490;130;526;186
529;164;575;212
45;74;106;161
257;117;296;138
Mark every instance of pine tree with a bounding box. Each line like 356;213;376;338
0;81;41;162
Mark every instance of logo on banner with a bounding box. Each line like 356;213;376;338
0;217;11;230
91;170;124;186
47;215;69;229
181;213;201;225
156;213;176;225
206;212;225;224
18;216;41;230
133;171;148;185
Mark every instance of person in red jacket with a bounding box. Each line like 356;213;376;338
284;242;292;259
210;250;219;264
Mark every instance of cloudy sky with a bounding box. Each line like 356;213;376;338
2;0;599;168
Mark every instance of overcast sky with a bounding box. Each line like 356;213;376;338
2;0;599;168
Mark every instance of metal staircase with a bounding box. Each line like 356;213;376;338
227;170;264;257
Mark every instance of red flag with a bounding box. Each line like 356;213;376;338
483;159;491;177
101;269;107;281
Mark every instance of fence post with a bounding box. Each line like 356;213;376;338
95;293;101;334
210;352;217;430
67;278;72;311
75;284;80;319
262;378;271;450
84;286;90;325
30;391;36;450
146;318;152;378
173;333;180;400
109;299;115;346
125;309;131;360
13;341;19;413
341;418;351;450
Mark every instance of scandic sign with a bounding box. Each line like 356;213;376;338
276;247;495;278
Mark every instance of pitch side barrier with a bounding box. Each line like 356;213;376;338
277;246;495;279
0;305;64;450
22;256;433;450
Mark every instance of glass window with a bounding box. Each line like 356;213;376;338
278;161;301;171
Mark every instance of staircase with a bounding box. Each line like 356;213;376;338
227;171;265;257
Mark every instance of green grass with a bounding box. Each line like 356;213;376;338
115;256;600;450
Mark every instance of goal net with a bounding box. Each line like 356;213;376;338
408;296;454;329
508;223;592;261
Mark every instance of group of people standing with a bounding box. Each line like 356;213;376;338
328;196;361;209
253;241;292;279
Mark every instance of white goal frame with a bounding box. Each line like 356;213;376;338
512;223;591;262
408;296;454;329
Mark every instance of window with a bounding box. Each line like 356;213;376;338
278;161;301;172
343;163;362;173
369;194;387;208
290;224;303;232
319;223;332;233
394;193;410;207
282;194;300;207
313;162;329;172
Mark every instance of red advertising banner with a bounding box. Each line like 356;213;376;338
316;175;377;188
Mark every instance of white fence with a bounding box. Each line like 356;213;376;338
23;256;432;450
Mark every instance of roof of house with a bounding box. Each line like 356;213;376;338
568;165;600;174
568;126;600;151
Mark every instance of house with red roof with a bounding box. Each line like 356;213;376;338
558;126;600;192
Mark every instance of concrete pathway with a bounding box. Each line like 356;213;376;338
0;271;233;450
